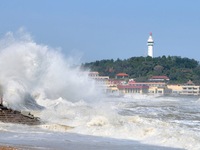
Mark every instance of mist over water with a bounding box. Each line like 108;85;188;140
0;29;100;110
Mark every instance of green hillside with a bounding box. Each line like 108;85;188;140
82;56;200;84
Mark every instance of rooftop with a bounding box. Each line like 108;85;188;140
116;73;129;77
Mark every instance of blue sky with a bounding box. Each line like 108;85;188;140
0;0;200;63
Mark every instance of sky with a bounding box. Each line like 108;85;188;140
0;0;200;63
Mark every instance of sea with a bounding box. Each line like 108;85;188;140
0;30;199;150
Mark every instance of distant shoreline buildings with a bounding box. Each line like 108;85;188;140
86;32;200;96
89;71;200;96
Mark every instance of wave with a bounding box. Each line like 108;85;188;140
31;96;200;150
0;29;100;110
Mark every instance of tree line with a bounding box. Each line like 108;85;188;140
82;56;200;85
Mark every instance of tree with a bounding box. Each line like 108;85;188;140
82;56;200;84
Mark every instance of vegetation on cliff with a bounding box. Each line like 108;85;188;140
82;56;200;84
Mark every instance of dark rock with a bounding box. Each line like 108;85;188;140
0;104;41;125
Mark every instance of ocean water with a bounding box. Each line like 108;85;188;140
0;96;199;150
0;30;199;150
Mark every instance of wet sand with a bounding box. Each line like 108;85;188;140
0;143;184;150
0;137;184;150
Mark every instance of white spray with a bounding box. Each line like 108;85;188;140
0;29;100;110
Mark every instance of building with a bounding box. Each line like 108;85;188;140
106;79;124;93
149;76;170;82
128;79;171;95
180;80;200;96
115;73;129;79
148;86;172;95
117;84;149;94
147;32;154;57
88;72;99;78
167;84;183;95
88;72;109;92
128;80;166;88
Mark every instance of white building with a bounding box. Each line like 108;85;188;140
180;80;200;96
147;32;154;57
88;72;109;92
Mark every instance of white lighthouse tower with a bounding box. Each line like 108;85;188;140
147;32;154;57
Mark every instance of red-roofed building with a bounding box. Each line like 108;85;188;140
116;73;129;79
149;76;169;82
128;80;136;85
106;79;125;93
108;79;124;85
185;80;195;85
117;84;149;94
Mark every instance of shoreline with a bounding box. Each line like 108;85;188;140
0;144;39;150
0;146;17;150
0;134;184;150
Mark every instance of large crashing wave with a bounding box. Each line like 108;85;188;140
0;29;99;110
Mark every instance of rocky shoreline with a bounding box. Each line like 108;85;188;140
0;104;40;125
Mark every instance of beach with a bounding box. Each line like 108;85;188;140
0;132;184;150
0;146;17;150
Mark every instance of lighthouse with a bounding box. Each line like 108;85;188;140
147;32;154;57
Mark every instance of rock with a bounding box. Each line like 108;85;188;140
0;104;41;125
21;111;34;119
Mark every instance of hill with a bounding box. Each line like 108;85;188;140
82;56;200;84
